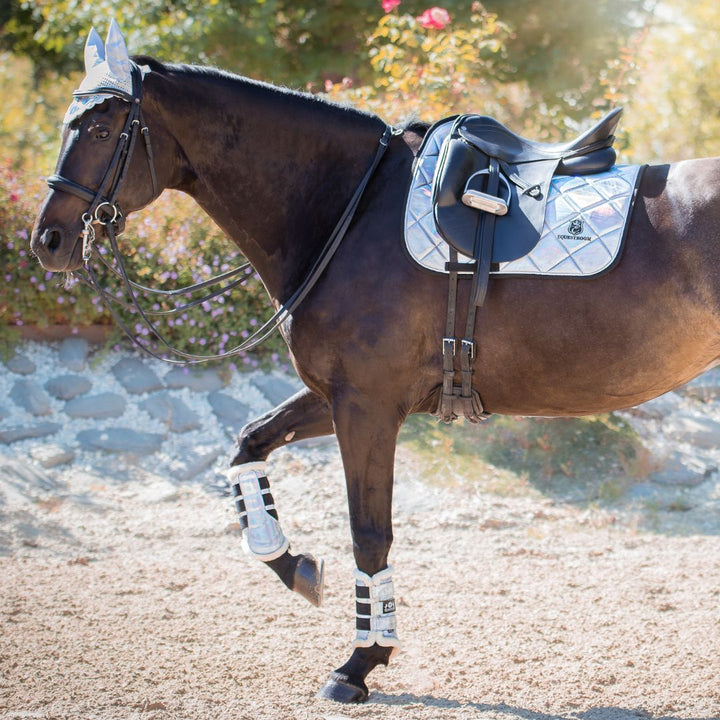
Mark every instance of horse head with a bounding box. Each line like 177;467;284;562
31;21;170;272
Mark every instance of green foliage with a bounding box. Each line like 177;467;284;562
337;3;510;120
3;0;647;112
325;1;649;137
621;1;720;162
480;0;649;124
400;413;648;503
0;54;75;174
0;162;102;327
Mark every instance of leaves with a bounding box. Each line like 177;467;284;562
327;6;511;122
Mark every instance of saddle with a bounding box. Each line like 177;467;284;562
430;107;623;425
432;107;622;305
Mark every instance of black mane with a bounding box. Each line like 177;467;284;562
131;54;383;125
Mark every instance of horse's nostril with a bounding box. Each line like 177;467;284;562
43;228;63;253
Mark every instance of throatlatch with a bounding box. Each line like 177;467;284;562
227;461;289;561
353;566;401;655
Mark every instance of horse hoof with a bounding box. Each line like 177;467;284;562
316;672;368;703
293;554;324;607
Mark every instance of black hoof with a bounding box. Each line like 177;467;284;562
293;554;324;607
316;672;368;703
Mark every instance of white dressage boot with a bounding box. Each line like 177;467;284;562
353;565;401;656
226;461;289;561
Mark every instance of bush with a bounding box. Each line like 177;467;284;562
0;161;287;368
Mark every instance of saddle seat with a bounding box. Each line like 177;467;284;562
432;107;624;288
457;106;622;169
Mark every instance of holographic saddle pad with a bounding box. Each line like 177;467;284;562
404;120;643;276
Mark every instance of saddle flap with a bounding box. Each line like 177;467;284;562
433;121;555;263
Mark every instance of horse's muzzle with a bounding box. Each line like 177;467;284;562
30;225;83;272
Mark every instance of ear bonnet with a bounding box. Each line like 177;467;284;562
63;20;144;124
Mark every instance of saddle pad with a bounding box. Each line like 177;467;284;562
404;120;642;277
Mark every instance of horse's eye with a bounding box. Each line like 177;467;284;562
93;127;110;141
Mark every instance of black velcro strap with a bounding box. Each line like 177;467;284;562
262;491;279;520
258;475;270;491
356;617;371;631
355;585;370;599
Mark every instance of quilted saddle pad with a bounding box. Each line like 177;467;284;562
404;119;643;276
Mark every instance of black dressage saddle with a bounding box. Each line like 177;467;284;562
432;107;622;305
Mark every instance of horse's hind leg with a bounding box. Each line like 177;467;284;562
229;387;334;606
318;394;403;703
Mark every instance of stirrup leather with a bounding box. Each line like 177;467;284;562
353;566;401;655
227;461;289;562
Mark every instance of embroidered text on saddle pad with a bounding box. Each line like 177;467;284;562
404;120;642;277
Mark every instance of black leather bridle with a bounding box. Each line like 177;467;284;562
47;62;158;262
48;61;398;364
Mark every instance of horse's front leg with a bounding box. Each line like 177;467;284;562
318;394;403;703
228;387;334;606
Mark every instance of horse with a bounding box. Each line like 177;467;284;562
30;24;720;704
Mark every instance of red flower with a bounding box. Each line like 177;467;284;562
382;0;401;11
417;6;450;29
9;193;19;202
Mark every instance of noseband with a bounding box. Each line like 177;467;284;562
47;62;158;261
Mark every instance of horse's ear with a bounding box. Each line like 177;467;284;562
84;27;105;73
104;19;131;85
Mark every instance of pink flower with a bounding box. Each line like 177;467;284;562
9;193;18;202
417;6;450;29
382;0;401;11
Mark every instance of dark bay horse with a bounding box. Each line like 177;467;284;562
31;38;720;702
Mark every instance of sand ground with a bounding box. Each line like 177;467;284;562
2;438;719;720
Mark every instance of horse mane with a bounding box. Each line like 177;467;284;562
131;54;384;126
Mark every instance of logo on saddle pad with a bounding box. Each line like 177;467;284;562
558;217;592;243
568;218;584;235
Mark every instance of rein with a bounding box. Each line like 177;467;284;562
49;62;399;364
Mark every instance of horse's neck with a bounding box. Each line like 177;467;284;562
152;71;386;303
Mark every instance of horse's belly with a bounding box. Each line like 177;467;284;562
475;286;720;416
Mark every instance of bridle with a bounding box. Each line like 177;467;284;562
47;60;399;364
48;62;158;262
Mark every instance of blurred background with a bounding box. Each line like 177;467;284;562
2;1;720;502
3;0;719;343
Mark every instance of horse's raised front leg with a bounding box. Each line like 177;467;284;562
228;387;334;606
318;394;403;703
